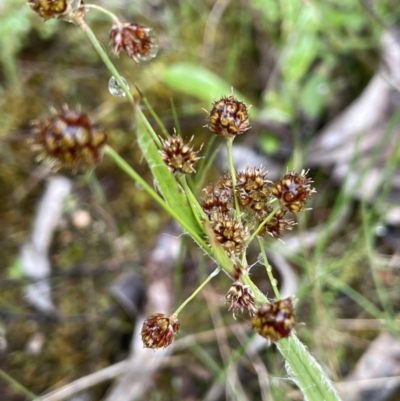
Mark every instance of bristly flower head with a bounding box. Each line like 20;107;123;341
236;166;271;212
141;313;180;349
110;23;159;63
201;172;234;216
226;281;257;318
208;212;250;256
271;169;316;213
27;0;85;21
31;106;107;172
207;94;250;138
159;134;202;174
251;298;296;342
255;208;296;239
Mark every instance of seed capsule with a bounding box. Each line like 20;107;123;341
110;23;159;63
271;170;315;213
32;107;107;171
207;95;250;138
159;134;202;174
252;298;296;342
226;281;257;318
27;0;85;21
141;313;180;349
208;212;250;256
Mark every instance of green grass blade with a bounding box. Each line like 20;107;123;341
278;335;341;401
135;107;206;248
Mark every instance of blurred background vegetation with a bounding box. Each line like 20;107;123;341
1;0;400;400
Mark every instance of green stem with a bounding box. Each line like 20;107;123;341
0;369;41;401
247;204;281;244
75;18;134;105
225;137;241;221
104;145;208;249
179;175;207;230
257;237;280;299
174;268;220;315
84;3;120;23
278;335;341;401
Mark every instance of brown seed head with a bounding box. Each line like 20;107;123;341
209;212;250;256
252;298;296;342
27;0;85;21
159;134;202;174
32;107;107;171
271;169;316;213
207;95;250;138
110;23;159;63
226;281;257;318
255;208;296;239
202;173;234;216
236;166;271;212
141;313;180;349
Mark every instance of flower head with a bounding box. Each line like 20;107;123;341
141;313;180;349
201;173;234;216
207;95;250;138
110;23;159;63
159;134;202;174
251;298;296;342
236;166;271;212
271;170;316;213
208;212;250;256
255;208;296;239
27;0;85;21
31;106;107;171
226;281;257;318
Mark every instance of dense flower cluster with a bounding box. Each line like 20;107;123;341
31;107;107;171
251;298;296;342
141;313;180;349
27;0;85;21
110;23;159;63
159;134;202;174
208;212;250;256
225;281;257;318
206;95;250;138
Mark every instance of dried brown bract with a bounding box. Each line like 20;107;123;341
252;298;296;342
110;23;159;63
271;170;316;213
226;281;257;318
27;0;85;21
159;134;202;174
31;107;107;171
208;212;249;256
207;95;250;138
141;313;180;349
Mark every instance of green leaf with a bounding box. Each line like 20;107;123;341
159;62;253;109
135;107;206;247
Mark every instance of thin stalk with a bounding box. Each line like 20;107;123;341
194;137;219;195
179;175;207;230
247;204;281;244
0;369;41;401
257;237;280;299
225;137;241;221
142;97;169;141
75;19;134;105
104;145;208;250
174;268;220;315
170;98;181;136
84;3;120;23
